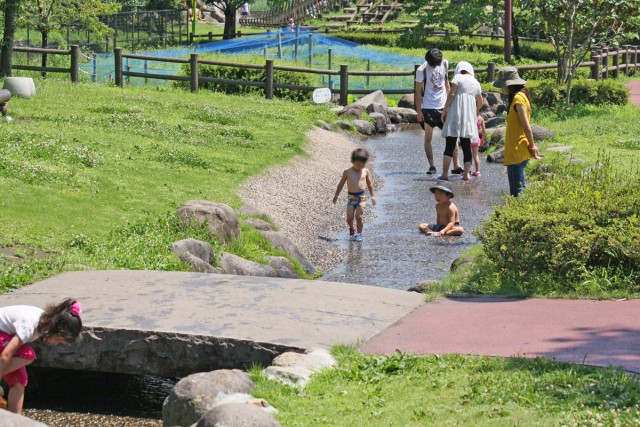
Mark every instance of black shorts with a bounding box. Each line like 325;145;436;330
420;108;444;130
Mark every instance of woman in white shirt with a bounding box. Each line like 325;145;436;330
441;61;484;181
0;298;83;413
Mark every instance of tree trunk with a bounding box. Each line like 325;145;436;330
512;10;521;59
223;6;237;39
41;30;49;79
0;0;19;77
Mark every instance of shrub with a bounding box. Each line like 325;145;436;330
180;61;316;102
476;159;640;296
328;32;400;47
528;79;628;108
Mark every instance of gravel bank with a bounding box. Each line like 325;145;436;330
240;128;371;272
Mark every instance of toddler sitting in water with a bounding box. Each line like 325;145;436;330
419;185;464;237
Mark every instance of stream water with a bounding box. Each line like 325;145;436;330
21;128;508;425
322;127;507;289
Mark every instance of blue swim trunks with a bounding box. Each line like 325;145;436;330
432;224;446;232
348;191;367;207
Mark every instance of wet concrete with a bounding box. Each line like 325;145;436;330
322;128;507;290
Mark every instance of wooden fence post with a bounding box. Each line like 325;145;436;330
277;33;282;59
294;26;300;61
635;46;639;75
70;45;79;83
190;54;199;93
265;59;274;100
602;47;609;79
623;45;630;77
487;61;496;83
208;31;213;41
591;53;601;81
115;47;123;87
339;64;348;106
612;48;619;78
328;48;333;90
308;33;313;67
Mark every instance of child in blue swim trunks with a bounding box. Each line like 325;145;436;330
333;148;377;242
418;185;464;236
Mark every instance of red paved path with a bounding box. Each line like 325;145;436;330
625;81;640;106
361;297;640;373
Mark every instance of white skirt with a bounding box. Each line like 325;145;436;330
442;93;479;140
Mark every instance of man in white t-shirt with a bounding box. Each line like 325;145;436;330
415;48;460;175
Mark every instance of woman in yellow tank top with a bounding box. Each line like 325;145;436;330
493;67;540;197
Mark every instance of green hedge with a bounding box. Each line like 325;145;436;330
180;62;315;102
528;79;629;108
328;32;401;47
477;160;640;296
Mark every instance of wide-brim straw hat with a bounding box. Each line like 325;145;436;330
493;66;527;88
430;185;454;198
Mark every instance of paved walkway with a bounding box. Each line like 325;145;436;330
625;81;640;106
362;297;640;373
0;270;423;376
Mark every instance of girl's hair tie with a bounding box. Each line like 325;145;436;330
69;302;83;316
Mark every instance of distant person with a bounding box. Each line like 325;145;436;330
471;114;487;176
415;48;462;175
242;2;250;16
333;148;377;242
418;185;464;236
492;67;541;197
288;18;296;32
0;299;83;414
440;61;483;181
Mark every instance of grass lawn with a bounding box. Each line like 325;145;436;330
253;347;640;426
0;79;335;288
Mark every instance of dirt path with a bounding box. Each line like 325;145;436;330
625;81;640;106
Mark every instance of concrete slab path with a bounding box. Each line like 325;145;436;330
0;270;424;376
362;297;640;373
626;81;640;106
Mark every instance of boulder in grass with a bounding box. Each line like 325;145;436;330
397;93;415;109
352;119;376;136
194;403;280;427
408;280;439;293
338;105;364;119
387;107;418;124
218;253;276;277
162;370;255;427
335;120;354;131
531;125;555;141
314;119;333;131
236;204;266;217
369;112;388;133
264;348;336;387
485;116;506;129
366;102;390;123
266;256;298;279
261;231;315;274
170;239;220;274
242;218;276;231
487;147;505;163
353;90;388;110
177;200;240;242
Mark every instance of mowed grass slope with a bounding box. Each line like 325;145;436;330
0;79;332;248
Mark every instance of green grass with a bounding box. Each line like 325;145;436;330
252;347;640;426
0;78;335;289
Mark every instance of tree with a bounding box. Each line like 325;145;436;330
0;0;20;77
523;0;640;105
210;0;248;39
26;0;119;76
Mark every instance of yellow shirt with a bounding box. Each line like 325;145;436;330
504;92;533;166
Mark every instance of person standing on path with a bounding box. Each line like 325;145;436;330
440;61;483;181
492;67;540;197
415;48;462;175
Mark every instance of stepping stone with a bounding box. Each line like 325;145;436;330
547;145;573;152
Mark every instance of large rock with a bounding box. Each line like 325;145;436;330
177;201;240;242
353;89;388;110
335;120;354;131
242;218;276;231
352;119;376;136
485;116;506;129
266;256;298;279
314;119;333;131
162;369;255;427
0;410;48;427
483;91;508;115
194;403;280;427
487;147;504;163
451;256;476;272
218;253;276;277
408;280;438;293
264;348;336;387
261;231;315;274
387;107;418;124
236;204;266;217
531;125;555;141
171;239;214;265
368;112;388;133
366;102;390;123
338;105;364;119
397;93;415;109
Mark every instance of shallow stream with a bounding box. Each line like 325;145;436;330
22;128;508;425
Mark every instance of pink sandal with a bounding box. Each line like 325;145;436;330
471;171;481;177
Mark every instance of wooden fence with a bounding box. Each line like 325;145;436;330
9;44;639;106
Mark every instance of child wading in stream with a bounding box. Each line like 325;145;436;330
418;185;464;236
333;148;377;242
0;299;83;414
